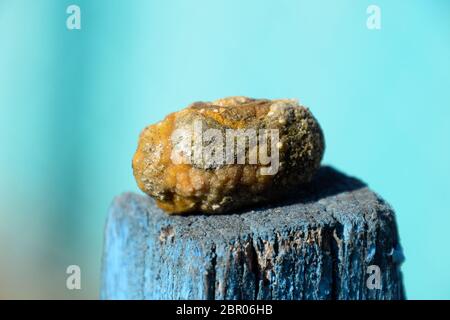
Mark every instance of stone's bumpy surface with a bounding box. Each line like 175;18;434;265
101;167;405;300
132;96;325;214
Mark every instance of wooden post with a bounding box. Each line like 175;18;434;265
100;166;405;300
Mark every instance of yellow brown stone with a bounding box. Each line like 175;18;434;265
132;96;325;214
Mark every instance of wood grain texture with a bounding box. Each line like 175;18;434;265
100;166;405;300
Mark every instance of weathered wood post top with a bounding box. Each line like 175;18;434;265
101;166;405;300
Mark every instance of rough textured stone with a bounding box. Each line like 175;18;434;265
132;96;325;214
101;166;405;300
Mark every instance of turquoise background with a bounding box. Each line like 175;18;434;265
0;0;449;299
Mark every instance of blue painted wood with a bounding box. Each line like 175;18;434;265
100;166;405;300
